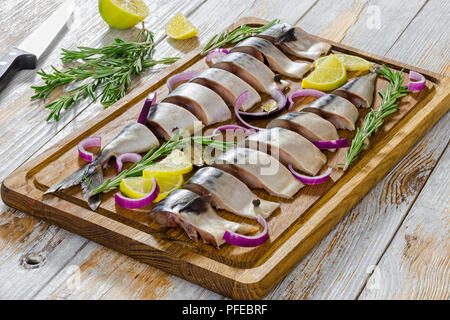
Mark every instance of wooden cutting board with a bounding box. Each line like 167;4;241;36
1;17;449;299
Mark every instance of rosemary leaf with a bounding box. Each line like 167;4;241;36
344;65;411;170
32;27;179;122
200;19;280;56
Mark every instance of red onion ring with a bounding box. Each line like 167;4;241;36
115;153;143;173
223;214;268;247
238;89;287;118
312;138;350;150
289;165;332;185
205;48;230;66
234;91;265;131
287;89;326;110
78;136;101;162
115;177;159;209
408;70;426;91
167;71;200;92
211;124;253;135
137;92;157;125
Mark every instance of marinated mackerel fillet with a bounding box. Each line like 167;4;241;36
184;167;280;219
45;123;159;210
302;94;360;131
257;23;331;60
212;147;303;198
231;37;311;79
147;102;203;140
212;52;289;95
241;127;327;176
191;68;261;111
150;189;258;247
333;72;377;108
267;111;339;143
162;82;231;125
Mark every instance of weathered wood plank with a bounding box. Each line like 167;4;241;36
267;111;450;299
0;0;208;299
359;144;449;300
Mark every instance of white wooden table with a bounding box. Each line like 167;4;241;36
0;0;448;299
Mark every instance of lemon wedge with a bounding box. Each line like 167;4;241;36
143;149;193;178
165;13;198;40
99;0;149;29
119;176;155;199
314;54;371;72
302;55;347;91
152;174;184;202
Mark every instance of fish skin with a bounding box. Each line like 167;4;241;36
191;68;261;111
257;23;331;60
184;167;279;219
162;82;231;125
333;72;377;108
212;147;303;199
302;94;360;131
45;123;159;210
267;111;339;144
232;37;311;79
242;127;327;176
150;189;257;247
212;52;289;94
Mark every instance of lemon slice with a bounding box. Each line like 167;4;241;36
302;55;347;91
99;0;149;29
143;149;193;178
165;13;198;40
314;54;371;72
119;176;155;199
152;174;184;202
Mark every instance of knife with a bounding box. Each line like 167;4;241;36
0;0;75;92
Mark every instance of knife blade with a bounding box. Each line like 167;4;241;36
0;0;75;92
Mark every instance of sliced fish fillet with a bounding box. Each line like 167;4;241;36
184;167;279;219
231;37;311;79
150;189;258;247
191;68;261;111
212;147;303;198
302;94;360;130
241;127;327;176
333;72;377;108
257;23;331;60
46;123;159;210
147;102;203;140
267;111;339;143
212;52;289;94
162;82;231;125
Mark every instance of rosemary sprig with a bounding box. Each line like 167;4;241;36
31;27;180;121
90;134;234;195
201;19;280;56
344;65;411;170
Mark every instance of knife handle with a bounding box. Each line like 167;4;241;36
0;47;37;92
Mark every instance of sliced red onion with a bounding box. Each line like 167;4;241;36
312;138;350;149
287;89;326;110
212;124;252;135
234;91;264;131
238;89;287;118
223;214;268;247
205;48;230;66
408;70;426;91
115;177;159;209
167;71;200;92
115;153;143;173
137;92;157;124
289;165;332;185
78;136;101;162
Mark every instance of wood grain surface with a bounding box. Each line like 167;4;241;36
0;0;448;299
